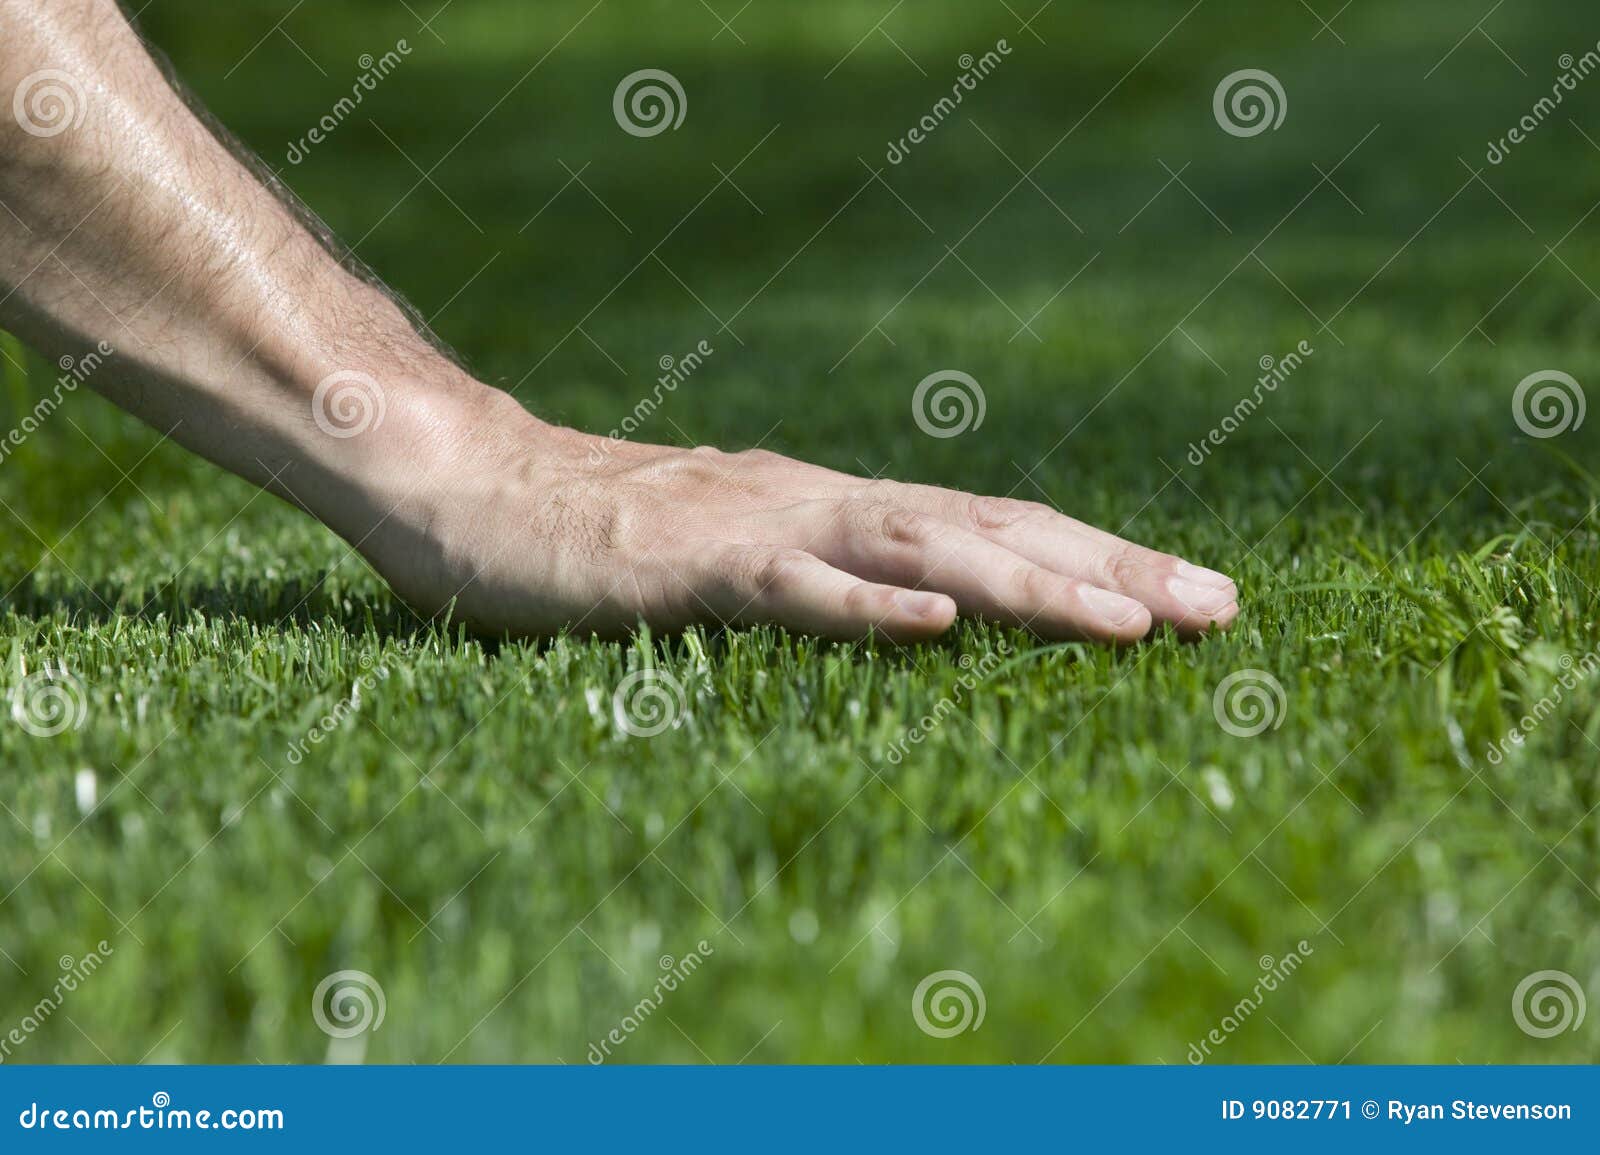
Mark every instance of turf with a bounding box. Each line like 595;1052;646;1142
2;0;1598;1063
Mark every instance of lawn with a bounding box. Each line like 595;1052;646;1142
1;0;1598;1063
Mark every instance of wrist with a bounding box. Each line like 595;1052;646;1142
293;368;559;545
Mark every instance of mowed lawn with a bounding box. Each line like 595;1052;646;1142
2;0;1598;1062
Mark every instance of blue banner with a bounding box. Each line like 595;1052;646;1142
1;1066;1593;1150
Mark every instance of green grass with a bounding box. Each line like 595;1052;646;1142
2;0;1599;1063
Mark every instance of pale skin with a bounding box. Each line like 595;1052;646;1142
0;1;1238;644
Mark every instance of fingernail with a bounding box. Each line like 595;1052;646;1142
893;590;948;619
1176;561;1235;589
1168;576;1235;615
1083;586;1147;626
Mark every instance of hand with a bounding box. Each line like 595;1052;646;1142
358;389;1240;644
0;7;1235;648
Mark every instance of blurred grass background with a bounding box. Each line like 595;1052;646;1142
0;0;1597;1062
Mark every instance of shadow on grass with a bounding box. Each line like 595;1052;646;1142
0;570;440;647
0;570;1012;672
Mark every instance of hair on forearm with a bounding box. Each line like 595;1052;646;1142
113;1;469;375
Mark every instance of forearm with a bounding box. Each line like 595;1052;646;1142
0;0;1237;643
0;0;500;537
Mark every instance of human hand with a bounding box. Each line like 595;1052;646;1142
360;390;1240;644
0;4;1236;648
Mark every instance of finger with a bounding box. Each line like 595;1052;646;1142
886;485;1238;636
787;500;1153;643
704;545;957;643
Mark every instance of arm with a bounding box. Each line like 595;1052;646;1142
0;0;1237;643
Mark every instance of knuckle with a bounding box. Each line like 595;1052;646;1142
838;580;882;617
717;546;807;602
646;453;723;488
1015;565;1061;603
1107;550;1157;590
876;505;934;548
966;494;1043;531
754;547;810;592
